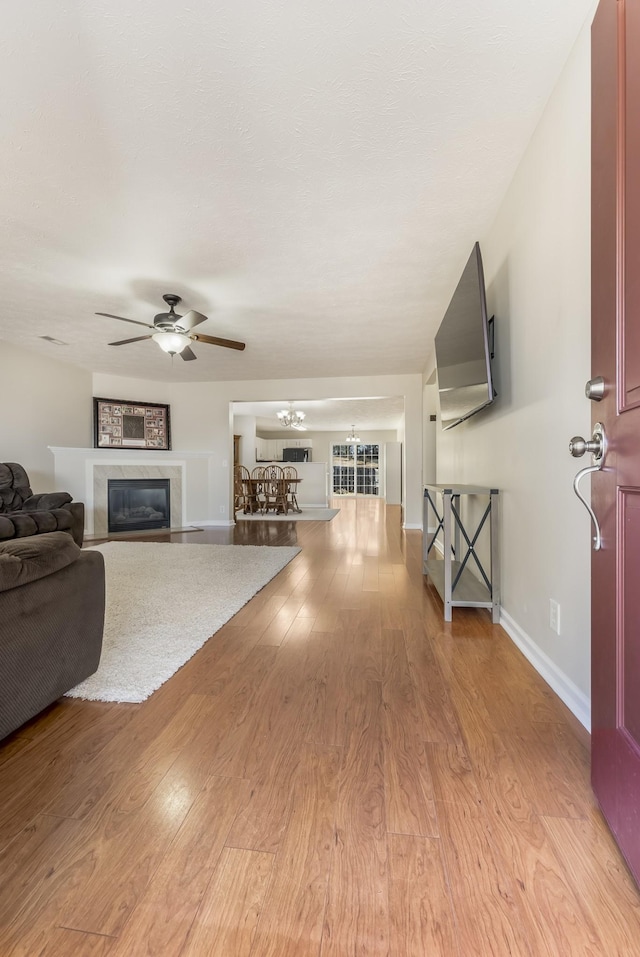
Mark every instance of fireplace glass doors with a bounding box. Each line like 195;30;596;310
107;478;171;533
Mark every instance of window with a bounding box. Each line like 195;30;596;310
331;444;380;496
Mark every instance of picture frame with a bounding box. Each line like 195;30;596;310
93;397;171;450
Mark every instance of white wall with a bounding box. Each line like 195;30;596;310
385;441;402;505
422;381;437;486
435;24;592;726
93;372;423;527
0;340;92;491
233;414;257;471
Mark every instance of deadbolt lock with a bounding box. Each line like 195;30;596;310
585;376;606;401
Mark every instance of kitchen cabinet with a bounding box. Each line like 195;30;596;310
255;437;313;461
285;438;313;448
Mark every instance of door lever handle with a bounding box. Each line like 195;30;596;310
569;422;606;551
573;465;602;550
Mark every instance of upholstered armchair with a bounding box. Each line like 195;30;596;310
0;462;85;547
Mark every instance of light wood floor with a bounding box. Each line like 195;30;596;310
1;498;640;955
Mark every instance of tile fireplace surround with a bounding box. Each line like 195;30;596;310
95;465;182;535
49;447;229;535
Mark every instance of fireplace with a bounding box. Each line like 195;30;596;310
108;478;171;533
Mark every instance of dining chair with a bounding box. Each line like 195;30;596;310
282;466;299;513
234;465;253;514
250;466;268;513
262;465;288;514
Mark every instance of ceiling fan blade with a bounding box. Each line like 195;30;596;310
191;333;246;351
177;309;208;332
96;312;155;330
108;335;153;346
180;345;197;361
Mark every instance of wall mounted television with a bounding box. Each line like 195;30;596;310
434;241;496;431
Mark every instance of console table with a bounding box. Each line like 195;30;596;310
423;484;500;623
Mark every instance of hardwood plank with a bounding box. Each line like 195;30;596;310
0;702;137;847
1;696;221;949
24;928;116;956
542;814;640;950
400;608;466;747
223;744;301;854
426;743;533;956
256;607;303;646
239;594;291;644
223;640;330;853
466;732;605;955
210;632;325;782
382;631;438;837
109;774;250;955
249;743;340;957
44;691;221;822
306;633;352;750
0;699;82;767
502;725;597;820
60;758;213;936
321;680;389;956
168;645;279;783
180;847;273;956
183;623;264;696
0;814;83;927
388;833;458;957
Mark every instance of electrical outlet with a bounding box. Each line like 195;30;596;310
219;505;225;514
549;599;561;635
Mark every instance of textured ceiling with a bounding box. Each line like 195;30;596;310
234;396;405;433
1;0;593;382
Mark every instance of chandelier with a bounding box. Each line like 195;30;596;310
346;424;360;443
277;404;307;430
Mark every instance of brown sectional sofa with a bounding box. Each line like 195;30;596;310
0;462;85;547
0;531;105;740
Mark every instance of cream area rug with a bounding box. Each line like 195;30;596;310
66;541;300;703
236;507;339;522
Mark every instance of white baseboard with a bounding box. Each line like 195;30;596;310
403;522;422;530
500;608;591;732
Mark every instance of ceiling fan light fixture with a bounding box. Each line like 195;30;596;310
152;331;191;355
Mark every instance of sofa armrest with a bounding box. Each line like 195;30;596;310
23;492;73;511
67;502;85;547
0;531;81;592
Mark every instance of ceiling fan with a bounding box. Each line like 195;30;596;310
96;293;246;361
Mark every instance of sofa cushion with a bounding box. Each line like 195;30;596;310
0;531;80;593
0;508;74;541
23;492;73;511
0;463;32;512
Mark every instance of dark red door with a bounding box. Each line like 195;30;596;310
591;0;640;885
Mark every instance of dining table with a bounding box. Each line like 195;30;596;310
243;476;302;514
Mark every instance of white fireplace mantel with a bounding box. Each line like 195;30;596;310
49;447;232;534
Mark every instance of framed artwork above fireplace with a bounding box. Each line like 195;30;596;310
93;397;171;450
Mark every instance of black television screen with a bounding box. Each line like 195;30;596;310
434;242;496;430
